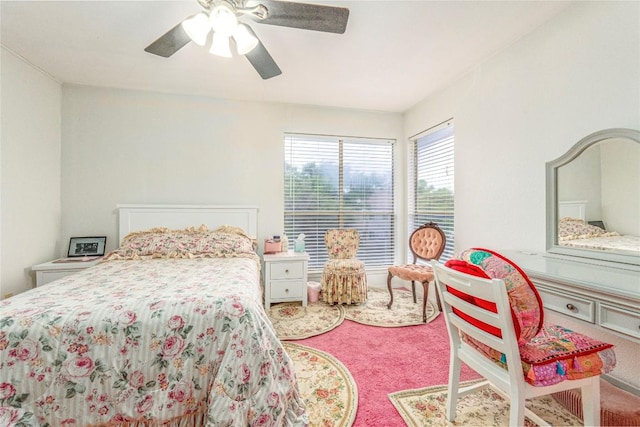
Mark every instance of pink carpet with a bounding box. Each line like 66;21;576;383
297;314;481;426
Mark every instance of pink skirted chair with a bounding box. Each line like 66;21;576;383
431;248;616;426
321;229;367;305
387;222;446;322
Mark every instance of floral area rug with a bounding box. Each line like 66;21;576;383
268;301;345;340
343;287;438;327
284;342;358;427
388;380;582;426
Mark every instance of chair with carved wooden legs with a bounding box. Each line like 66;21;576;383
387;222;445;322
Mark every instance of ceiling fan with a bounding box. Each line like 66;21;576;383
144;0;349;80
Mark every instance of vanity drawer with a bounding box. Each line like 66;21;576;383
270;262;304;280
537;288;595;323
599;304;640;340
270;281;304;299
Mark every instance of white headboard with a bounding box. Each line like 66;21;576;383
117;205;258;245
558;200;587;221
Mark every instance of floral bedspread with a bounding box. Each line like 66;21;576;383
0;258;308;427
560;234;640;253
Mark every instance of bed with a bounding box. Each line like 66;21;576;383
0;205;308;427
558;201;640;253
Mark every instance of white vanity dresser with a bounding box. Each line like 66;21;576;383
502;251;640;344
522;128;640;398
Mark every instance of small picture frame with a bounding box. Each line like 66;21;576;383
68;236;107;257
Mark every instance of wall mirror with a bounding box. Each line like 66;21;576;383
546;128;640;268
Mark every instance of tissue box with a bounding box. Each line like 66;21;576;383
264;240;282;254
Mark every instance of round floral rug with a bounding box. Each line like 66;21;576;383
343;287;438;327
285;342;358;427
268;301;345;340
388;380;582;426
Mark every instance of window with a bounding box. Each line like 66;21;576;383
284;134;395;270
409;121;455;261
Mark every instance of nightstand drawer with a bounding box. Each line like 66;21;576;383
270;281;304;299
599;304;640;340
270;262;304;280
537;288;594;323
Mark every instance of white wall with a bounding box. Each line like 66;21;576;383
557;145;602;220
601;139;640;235
0;48;62;297
60;85;403;278
405;1;640;389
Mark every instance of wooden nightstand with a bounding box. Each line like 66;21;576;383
32;258;102;287
263;251;309;311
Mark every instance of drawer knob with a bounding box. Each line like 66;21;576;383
285;269;289;274
566;303;578;312
285;288;289;293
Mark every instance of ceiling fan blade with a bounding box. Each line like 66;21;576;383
243;26;282;80
144;21;191;58
256;0;349;34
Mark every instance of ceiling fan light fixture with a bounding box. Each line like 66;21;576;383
233;23;259;55
181;13;210;46
210;32;233;58
209;4;238;37
145;0;349;79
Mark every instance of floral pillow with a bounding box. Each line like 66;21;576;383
455;248;544;345
105;225;256;260
558;217;619;242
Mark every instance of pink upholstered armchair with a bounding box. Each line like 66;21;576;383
387;222;446;322
321;229;368;304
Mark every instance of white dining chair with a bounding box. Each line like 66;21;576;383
431;259;615;426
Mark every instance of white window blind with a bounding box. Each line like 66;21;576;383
409;121;455;261
284;134;395;269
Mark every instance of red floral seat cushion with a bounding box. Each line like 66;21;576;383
519;325;615;385
465;325;615;386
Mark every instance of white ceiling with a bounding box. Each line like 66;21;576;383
1;1;571;113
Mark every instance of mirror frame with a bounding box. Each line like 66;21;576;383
546;128;640;267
